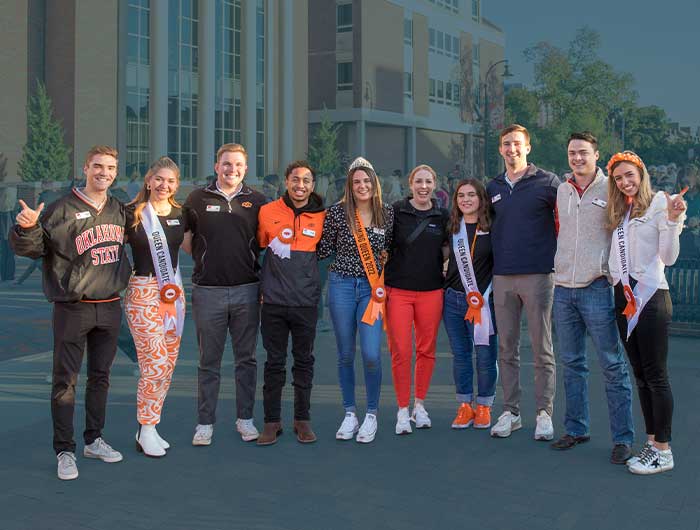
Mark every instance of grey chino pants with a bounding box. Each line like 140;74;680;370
493;273;555;417
192;283;260;424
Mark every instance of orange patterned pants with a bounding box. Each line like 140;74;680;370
125;276;184;425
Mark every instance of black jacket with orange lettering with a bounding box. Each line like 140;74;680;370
9;190;132;302
257;192;326;306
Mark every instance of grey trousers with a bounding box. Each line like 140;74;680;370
192;283;260;424
493;273;555;417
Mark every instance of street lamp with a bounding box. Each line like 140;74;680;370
483;60;512;177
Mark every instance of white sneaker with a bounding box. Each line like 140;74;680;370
135;425;166;457
627;441;654;467
534;410;554;441
192;424;214;446
83;437;123;463
490;411;522;438
57;451;78;480
395;408;412;435
629;447;674;475
356;413;378;443
235;418;259;442
335;412;359;440
411;403;432;429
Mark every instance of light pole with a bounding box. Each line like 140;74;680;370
482;60;512;177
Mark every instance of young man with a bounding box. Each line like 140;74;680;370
550;132;634;464
10;146;131;480
487;124;561;440
184;143;267;446
256;161;326;445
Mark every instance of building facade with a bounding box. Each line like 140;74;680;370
308;0;505;178
1;0;309;184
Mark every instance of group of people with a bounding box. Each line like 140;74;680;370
9;123;686;481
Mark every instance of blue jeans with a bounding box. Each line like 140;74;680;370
553;277;634;445
442;288;498;405
328;272;383;414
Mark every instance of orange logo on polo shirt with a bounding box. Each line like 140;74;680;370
241;201;253;208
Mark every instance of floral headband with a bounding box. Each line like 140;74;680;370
606;152;645;177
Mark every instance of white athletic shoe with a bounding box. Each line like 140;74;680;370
490;411;522;438
235;418;260;442
83;437;123;463
411;402;432;429
395;407;412;435
628;447;674;475
192;424;214;446
336;412;359;440
57;451;78;480
356;413;378;444
534;410;554;441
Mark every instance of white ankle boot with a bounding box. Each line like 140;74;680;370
153;427;170;450
136;425;166;457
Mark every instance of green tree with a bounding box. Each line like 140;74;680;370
307;108;343;178
17;81;72;183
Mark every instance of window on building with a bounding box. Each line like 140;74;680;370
437;31;444;54
437;80;444;103
337;62;352;90
429;78;436;102
428;28;436;52
452;0;459;13
472;0;480;20
403;18;412;46
453;36;460;59
453;83;460;106
404;72;413;98
445;33;452;56
446;81;452;103
337;3;352;33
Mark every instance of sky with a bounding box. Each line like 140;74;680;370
484;0;699;131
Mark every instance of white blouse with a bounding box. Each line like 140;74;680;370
608;191;685;290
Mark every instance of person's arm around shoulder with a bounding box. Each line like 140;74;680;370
317;203;339;260
383;204;394;252
181;191;199;255
9;199;47;259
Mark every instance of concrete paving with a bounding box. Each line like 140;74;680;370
1;256;699;530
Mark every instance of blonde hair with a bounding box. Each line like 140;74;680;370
216;143;247;162
129;157;181;228
342;164;387;232
605;151;654;230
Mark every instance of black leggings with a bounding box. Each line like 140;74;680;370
614;283;673;443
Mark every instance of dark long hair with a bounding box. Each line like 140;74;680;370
448;178;491;234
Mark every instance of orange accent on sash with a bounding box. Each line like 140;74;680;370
622;285;636;319
352;210;386;328
465;291;484;325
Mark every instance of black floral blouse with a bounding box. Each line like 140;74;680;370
317;202;394;278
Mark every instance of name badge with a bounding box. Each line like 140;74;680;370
476;230;490;235
166;219;181;226
206;205;221;212
372;227;385;236
302;228;316;237
631;216;649;224
592;198;607;208
75;211;91;220
491;194;501;204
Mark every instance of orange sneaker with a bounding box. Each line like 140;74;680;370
473;404;492;429
451;403;475;429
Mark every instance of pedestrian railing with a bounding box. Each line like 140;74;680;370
666;259;700;333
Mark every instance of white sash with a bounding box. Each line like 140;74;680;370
453;221;494;346
141;203;185;337
613;206;658;339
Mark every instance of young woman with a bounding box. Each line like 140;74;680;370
606;151;686;475
317;157;393;444
125;157;190;457
443;179;498;430
384;165;448;434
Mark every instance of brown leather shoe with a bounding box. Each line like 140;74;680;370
257;422;282;446
293;420;317;444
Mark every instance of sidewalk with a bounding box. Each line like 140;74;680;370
0;259;699;530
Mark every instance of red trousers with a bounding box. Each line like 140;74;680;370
385;287;443;408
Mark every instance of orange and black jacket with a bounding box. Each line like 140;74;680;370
257;192;325;307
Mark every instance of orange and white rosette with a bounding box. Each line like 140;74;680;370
268;224;294;259
465;291;484;325
352;210;386;328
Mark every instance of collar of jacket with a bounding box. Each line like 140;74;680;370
281;191;325;215
494;163;540;185
396;197;442;216
204;181;253;200
562;166;606;189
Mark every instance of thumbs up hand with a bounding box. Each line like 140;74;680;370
16;199;45;229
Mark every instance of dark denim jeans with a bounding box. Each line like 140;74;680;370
553;277;634;445
442;288;498;405
328;272;383;414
